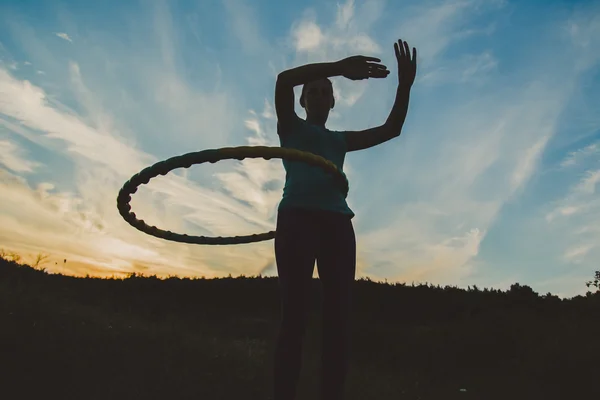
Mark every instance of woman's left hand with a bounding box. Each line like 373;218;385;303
394;39;417;88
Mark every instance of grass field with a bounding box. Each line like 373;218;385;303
1;253;599;399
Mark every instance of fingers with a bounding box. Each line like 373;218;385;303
369;64;388;71
367;63;389;75
369;63;390;77
394;41;401;61
372;71;390;78
412;47;417;67
395;39;416;62
368;63;388;71
361;56;381;63
358;55;387;69
369;68;390;78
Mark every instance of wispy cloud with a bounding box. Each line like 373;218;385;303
55;32;72;43
0;140;42;173
563;244;594;264
393;0;505;62
419;51;498;86
538;6;600;281
222;0;270;55
545;145;600;267
560;142;599;168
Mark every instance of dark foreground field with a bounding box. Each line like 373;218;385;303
1;255;599;400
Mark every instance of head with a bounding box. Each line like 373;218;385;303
300;78;335;125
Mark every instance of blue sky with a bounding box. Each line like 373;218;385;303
0;0;598;297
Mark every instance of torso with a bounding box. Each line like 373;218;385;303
277;116;354;218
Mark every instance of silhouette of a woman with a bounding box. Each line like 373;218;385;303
273;39;417;400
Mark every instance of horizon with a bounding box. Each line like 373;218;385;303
1;0;599;298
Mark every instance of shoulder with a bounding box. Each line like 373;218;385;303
325;127;349;151
277;114;304;137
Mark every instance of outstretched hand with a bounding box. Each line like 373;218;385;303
336;55;390;81
395;39;417;88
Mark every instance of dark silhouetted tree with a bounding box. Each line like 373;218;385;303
586;270;599;294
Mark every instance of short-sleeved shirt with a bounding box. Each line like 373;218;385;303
277;115;355;219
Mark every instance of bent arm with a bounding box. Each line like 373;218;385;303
275;62;342;133
277;61;342;87
343;84;411;152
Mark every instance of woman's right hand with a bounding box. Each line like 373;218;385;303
335;55;390;81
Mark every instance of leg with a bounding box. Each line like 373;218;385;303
316;212;356;400
273;208;320;400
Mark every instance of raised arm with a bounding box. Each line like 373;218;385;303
343;85;411;152
275;57;390;134
275;62;341;134
344;39;417;152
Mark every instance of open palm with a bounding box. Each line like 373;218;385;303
395;39;417;88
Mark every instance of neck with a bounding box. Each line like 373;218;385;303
306;113;328;128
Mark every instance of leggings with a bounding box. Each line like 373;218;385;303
272;207;356;400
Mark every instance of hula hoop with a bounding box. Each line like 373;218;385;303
116;146;349;245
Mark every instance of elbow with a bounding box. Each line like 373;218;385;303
277;71;300;88
277;72;292;85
